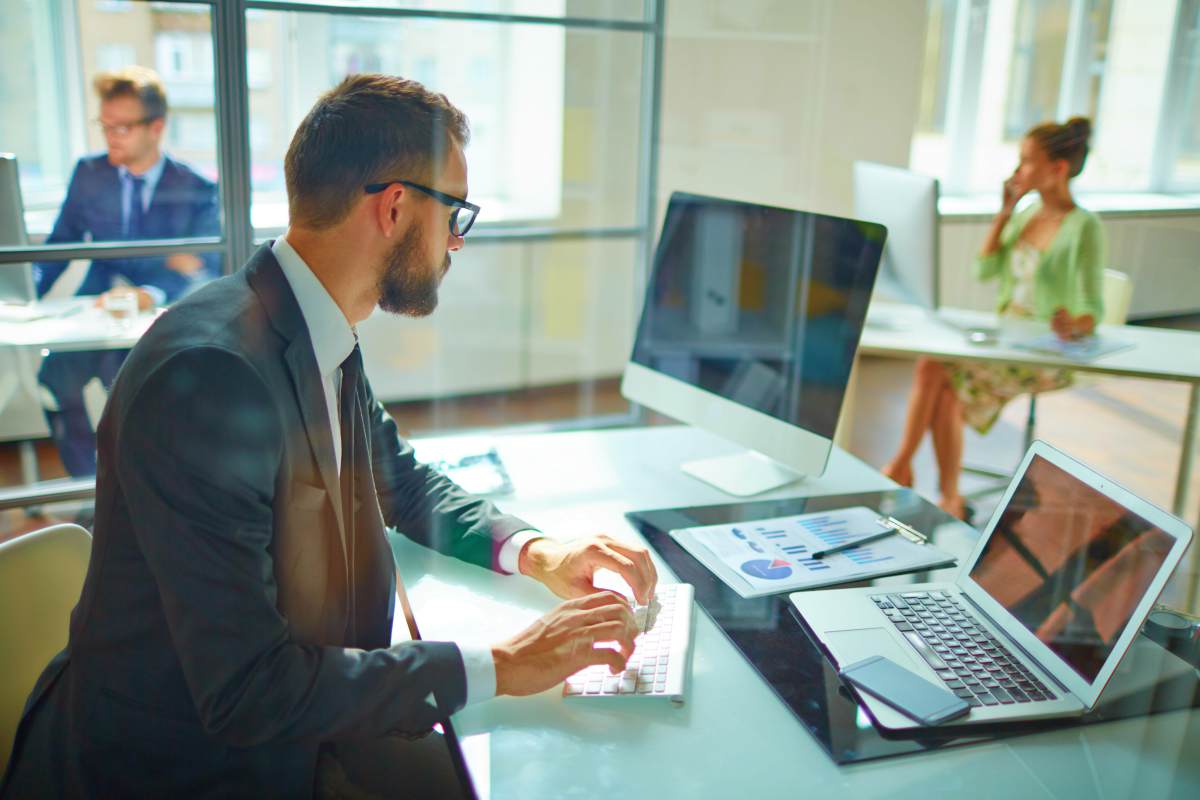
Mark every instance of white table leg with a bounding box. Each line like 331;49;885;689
19;440;39;484
1175;382;1199;518
1177;383;1199;613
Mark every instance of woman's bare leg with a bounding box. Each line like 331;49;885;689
882;358;948;487
930;383;967;519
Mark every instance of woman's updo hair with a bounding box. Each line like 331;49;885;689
1026;117;1092;178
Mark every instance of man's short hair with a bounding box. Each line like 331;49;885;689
93;66;168;120
284;74;470;230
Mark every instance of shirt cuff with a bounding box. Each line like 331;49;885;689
459;643;497;706
140;285;166;307
496;529;545;575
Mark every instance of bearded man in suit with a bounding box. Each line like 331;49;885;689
2;74;655;799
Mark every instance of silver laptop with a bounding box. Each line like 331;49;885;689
792;440;1193;730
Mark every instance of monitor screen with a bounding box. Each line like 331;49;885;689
630;193;884;440
969;455;1176;683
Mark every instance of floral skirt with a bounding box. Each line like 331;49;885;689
944;360;1073;435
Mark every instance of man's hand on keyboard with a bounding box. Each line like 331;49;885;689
517;534;658;605
492;591;639;696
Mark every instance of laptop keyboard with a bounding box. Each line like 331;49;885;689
871;591;1058;707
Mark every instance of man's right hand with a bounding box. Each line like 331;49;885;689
492;591;639;697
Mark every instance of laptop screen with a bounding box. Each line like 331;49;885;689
968;454;1175;683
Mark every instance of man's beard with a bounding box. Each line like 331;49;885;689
376;222;447;317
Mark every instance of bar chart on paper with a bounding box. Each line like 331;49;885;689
671;507;956;598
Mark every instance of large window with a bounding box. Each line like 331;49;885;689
245;9;645;236
912;0;1198;196
1163;0;1200;188
2;1;221;236
0;0;660;492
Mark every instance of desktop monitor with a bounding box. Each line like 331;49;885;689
0;153;36;305
852;161;939;310
621;192;886;496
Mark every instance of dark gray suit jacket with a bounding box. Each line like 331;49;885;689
1;245;530;798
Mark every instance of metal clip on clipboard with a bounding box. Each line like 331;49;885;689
875;516;929;545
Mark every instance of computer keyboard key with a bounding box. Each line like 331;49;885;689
902;632;949;671
565;583;694;702
978;695;999;706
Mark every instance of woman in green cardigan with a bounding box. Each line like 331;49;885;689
882;117;1107;519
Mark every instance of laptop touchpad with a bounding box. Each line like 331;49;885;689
824;628;921;672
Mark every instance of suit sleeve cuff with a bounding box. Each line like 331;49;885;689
496;529;544;576
458;643;497;706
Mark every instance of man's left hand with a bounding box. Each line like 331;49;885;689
165;253;205;275
518;534;658;605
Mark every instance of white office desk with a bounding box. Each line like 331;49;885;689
0;306;158;478
395;425;1200;800
855;303;1200;535
0;305;156;353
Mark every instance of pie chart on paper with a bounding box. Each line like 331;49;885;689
740;558;793;580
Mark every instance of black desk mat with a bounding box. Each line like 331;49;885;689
627;488;1200;765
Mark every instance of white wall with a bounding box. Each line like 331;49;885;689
656;0;928;221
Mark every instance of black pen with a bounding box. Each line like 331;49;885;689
811;528;899;559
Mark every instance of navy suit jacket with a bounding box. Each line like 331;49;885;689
1;246;530;798
35;153;221;300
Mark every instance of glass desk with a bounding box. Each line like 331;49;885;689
627;487;1200;765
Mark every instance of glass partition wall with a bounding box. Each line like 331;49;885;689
0;0;663;532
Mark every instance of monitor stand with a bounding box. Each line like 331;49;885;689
680;451;803;497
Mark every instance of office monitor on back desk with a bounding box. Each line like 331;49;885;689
0;153;38;306
852;161;941;329
621;191;885;497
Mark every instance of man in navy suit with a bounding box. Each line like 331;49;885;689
36;66;220;476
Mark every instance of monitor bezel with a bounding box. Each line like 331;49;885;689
958;440;1194;709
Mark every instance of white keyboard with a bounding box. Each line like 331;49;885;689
563;583;694;705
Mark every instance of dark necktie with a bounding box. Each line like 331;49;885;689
338;344;364;641
338;344;363;556
339;344;422;645
127;175;146;239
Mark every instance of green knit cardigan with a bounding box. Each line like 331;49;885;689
973;202;1107;321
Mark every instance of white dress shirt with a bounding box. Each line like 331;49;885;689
272;236;541;705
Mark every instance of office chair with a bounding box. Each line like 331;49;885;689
963;269;1133;502
0;523;91;774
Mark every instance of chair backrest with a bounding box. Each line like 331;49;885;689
0;523;91;774
1102;269;1133;326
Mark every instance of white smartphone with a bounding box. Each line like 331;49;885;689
840;655;970;725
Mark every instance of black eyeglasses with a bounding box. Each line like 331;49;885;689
363;179;480;237
95;117;156;136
